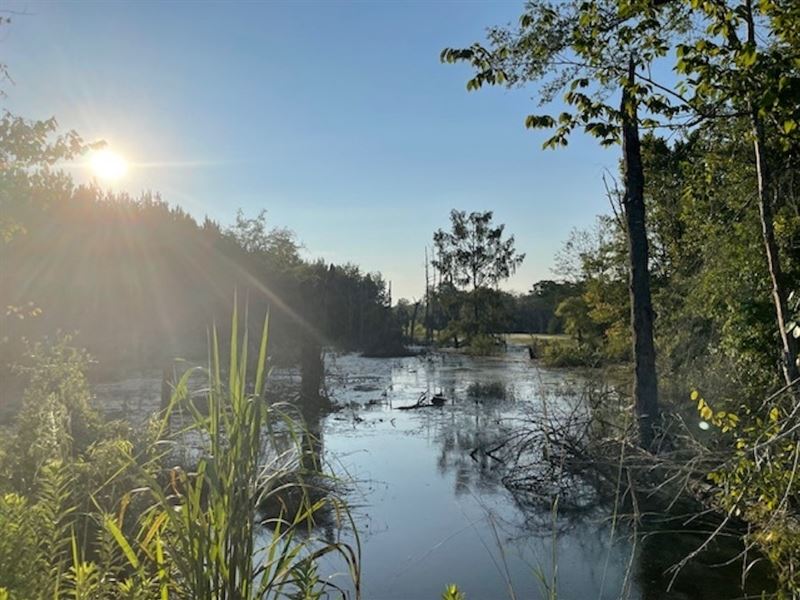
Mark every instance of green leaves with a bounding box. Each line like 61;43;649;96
524;115;556;129
737;44;758;68
440;47;475;64
441;0;688;151
433;210;525;293
440;44;508;92
692;390;740;432
104;517;139;570
442;584;466;600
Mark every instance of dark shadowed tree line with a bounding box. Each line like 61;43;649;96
0;115;403;382
393;278;579;345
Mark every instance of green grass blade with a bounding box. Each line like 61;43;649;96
255;310;270;396
103;517;139;570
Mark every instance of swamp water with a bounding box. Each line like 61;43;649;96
94;345;771;600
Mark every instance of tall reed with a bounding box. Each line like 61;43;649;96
120;302;361;599
0;303;361;599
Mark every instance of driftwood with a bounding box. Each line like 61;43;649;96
397;391;448;410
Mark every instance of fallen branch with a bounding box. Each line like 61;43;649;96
396;391;448;410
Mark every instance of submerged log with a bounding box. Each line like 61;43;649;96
397;391;448;410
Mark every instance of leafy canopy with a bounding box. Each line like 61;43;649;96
441;0;689;148
433;210;525;291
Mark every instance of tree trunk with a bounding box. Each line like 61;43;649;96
745;0;799;386
752;115;799;385
409;301;420;343
425;247;434;344
300;334;328;411
621;58;659;450
300;273;331;413
473;287;480;337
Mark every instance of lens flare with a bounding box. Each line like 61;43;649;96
89;149;128;181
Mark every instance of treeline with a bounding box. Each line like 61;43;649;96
546;122;800;392
0;115;404;375
390;208;578;349
394;279;579;342
390;209;581;350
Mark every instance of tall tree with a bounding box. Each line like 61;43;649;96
432;210;525;340
441;0;686;447
620;58;659;443
433;210;525;293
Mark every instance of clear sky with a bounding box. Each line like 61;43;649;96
3;0;616;301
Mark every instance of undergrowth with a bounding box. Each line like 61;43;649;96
0;305;360;599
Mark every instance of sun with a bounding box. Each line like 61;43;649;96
89;149;128;181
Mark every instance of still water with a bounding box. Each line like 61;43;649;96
94;345;771;600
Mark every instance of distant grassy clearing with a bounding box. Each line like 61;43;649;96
502;332;569;345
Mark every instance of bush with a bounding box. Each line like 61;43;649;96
540;338;598;367
1;335;112;493
464;334;504;356
691;386;800;595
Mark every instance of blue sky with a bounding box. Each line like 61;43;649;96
3;0;616;300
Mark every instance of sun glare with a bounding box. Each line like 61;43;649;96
89;149;128;181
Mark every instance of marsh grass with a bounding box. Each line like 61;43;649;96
0;302;360;599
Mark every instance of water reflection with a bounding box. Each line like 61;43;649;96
91;349;773;599
320;349;772;599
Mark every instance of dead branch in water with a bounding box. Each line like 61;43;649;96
396;391;448;410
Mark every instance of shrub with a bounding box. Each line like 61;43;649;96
540;338;598;368
464;334;504;356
